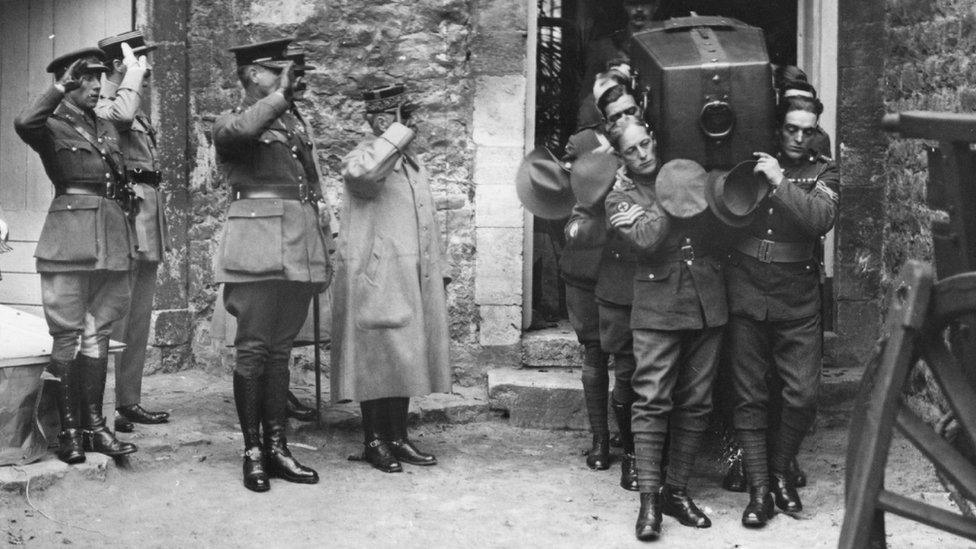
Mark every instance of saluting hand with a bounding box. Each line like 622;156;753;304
57;59;86;92
276;61;296;102
753;152;785;187
120;42;151;77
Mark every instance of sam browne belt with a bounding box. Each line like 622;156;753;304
734;236;815;263
231;184;317;202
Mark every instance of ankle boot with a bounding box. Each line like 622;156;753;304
635;491;663;541
262;371;318;484
387;398;436;466
771;471;802;513
661;484;711;528
742;485;775;527
286;390;317;422
79;356;137;456
51;358;84;464
360;399;401;473
586;433;610;470
612;401;637;489
233;374;269;492
723;451;748;492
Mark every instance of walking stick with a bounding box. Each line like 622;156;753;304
313;293;322;428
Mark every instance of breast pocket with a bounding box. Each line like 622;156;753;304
220;200;285;273
354;235;415;330
34;196;101;262
55;139;103;178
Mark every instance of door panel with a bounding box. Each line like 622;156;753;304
0;0;133;310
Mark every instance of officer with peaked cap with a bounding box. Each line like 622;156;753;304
85;30;171;433
603;115;726;541
213;37;332;492
333;80;451;474
724;83;839;527
14;48;137;464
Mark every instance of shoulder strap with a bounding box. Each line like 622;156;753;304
51;113;126;183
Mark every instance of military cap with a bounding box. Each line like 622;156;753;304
570;152;620;208
705;160;770;227
46;47;109;75
97;30;158;61
516;146;575;220
358;81;418;115
228;37;293;68
656;159;708;219
284;49;316;73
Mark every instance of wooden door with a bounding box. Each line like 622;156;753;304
0;0;132;316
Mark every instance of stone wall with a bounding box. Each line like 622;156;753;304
169;0;528;385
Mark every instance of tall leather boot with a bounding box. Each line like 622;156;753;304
582;345;610;470
387;397;436;466
51;358;84;464
612;400;638;491
233;373;269;492
360;399;401;473
80;356;137;456
262;370;318;484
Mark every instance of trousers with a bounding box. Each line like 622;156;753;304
41;271;131;362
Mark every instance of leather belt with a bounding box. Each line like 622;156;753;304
231;185;315;202
57;182;118;198
128;169;161;186
734;236;814;263
648;239;715;266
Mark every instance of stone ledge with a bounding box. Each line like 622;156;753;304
521;321;583;369
0;454;111;495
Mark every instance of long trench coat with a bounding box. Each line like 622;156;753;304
331;123;451;402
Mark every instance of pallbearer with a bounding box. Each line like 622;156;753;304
14;48;137;463
213;38;332;492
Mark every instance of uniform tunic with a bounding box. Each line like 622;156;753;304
14;86;133;361
331;123;451;402
727;155;839;431
605;172;727;435
212;91;331;378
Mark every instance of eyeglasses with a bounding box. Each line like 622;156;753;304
783;124;818;139
607;106;639;124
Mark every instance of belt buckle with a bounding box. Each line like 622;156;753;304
757;239;774;263
681;243;695;265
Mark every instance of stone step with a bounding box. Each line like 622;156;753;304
521;321;583;369
0;453;111;495
488;365;862;431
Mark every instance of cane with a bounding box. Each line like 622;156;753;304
313;293;322;428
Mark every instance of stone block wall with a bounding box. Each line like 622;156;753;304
160;0;531;385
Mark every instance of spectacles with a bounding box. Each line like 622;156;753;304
607;106;639;124
783;124;818;139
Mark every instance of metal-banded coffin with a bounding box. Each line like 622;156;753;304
630;15;776;170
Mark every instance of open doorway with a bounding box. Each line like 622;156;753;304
529;0;801;328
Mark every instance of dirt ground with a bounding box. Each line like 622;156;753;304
2;371;974;548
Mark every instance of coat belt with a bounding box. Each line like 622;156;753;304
128;169;161;186
57;181;119;199
231;184;314;202
734;236;814;263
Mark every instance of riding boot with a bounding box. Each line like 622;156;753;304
387;397;436;466
286;390;317;422
612;400;638;491
79;356;137;456
360;399;401;473
635;491;663;541
582;345;610;470
262;370;318;484
233;373;269;492
51;358;84;464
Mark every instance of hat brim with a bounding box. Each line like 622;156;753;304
131;44;158;55
705;168;754;228
516;147;576;220
656;159;708;219
570;151;619;208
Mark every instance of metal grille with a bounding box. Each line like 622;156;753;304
536;0;578;155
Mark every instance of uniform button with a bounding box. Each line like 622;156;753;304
105;173;112;179
648;274;655;280
292;154;298;159
766;229;773;235
298;175;303;180
291;146;298;152
768;208;774;215
71;147;78;151
805;265;812;271
67;205;73;210
98;137;103;143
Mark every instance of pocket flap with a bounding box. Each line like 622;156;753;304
48;194;102;212
635;263;673;282
258;129;290;145
227;199;285;218
54;139;97;153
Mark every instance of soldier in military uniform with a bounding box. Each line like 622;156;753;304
213;38;332;492
333;82;451;474
14;48;137;463
726;83;839;527
604;115;726;541
91;31;171;433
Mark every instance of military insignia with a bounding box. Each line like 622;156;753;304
617;202;631;212
815;181;839;202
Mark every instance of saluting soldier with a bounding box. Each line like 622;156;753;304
213;38;332;492
14;48;137;463
726;81;839;527
604;115;726;541
333;81;451;473
91;30;171;433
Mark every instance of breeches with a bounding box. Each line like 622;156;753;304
41;270;131;362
